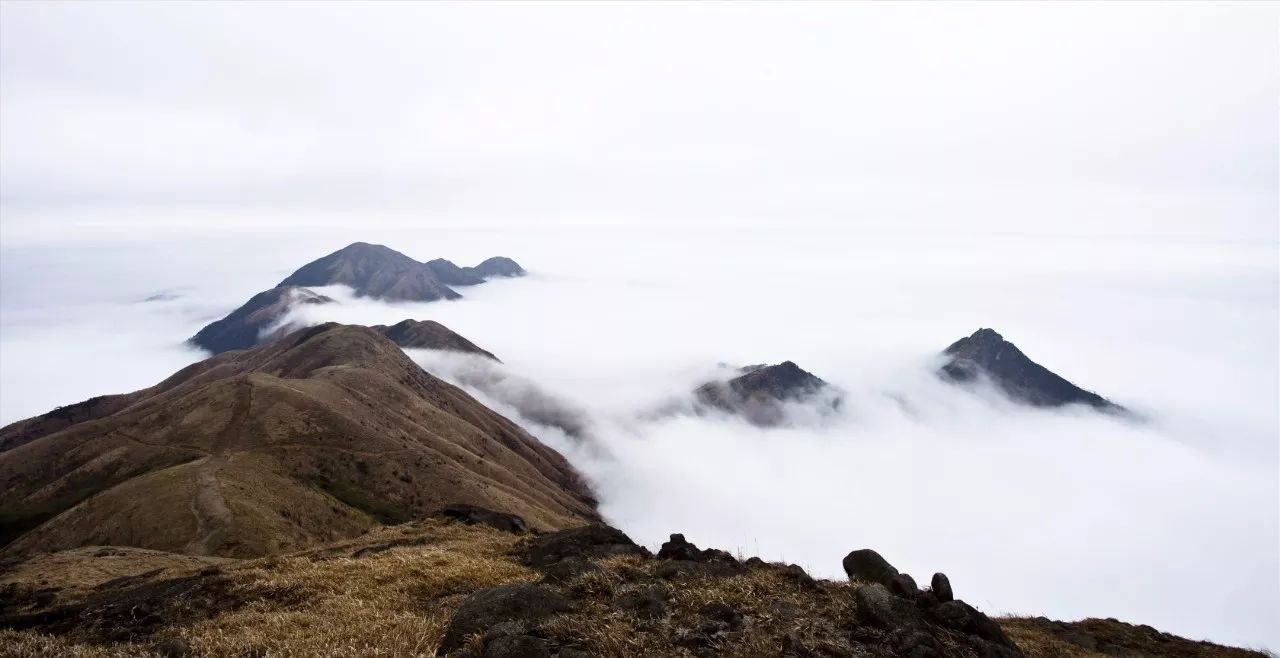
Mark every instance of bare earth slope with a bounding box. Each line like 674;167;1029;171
0;324;597;558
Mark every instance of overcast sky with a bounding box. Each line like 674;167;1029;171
1;1;1277;239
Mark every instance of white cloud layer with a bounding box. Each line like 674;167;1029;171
3;228;1273;648
0;1;1276;651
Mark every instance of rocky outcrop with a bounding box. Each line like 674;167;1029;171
518;525;650;568
846;549;1020;657
438;583;573;654
695;361;839;426
373;319;499;361
843;548;900;586
438;504;527;534
188;286;333;353
940;328;1124;412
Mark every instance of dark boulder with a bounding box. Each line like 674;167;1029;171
656;533;740;566
888;573;920;600
438;504;527;534
931;600;1017;649
655;560;742;580
439;584;572;654
538;557;600;585
518;525;649;567
842;549;899;586
780;563;817;589
930;573;953;603
482;634;550;658
853;583;926;632
657;533;702;561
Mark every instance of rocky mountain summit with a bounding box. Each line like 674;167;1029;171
695;361;838;426
0;323;594;558
189;243;526;354
0;513;1260;657
940;328;1124;412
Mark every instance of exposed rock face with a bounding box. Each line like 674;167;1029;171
425;258;487;287
940;328;1123;412
0;323;597;558
373;319;500;361
439;583;573;654
188;286;334;354
277;242;461;302
438;504;527;534
695;361;837;426
518;525;649;568
842;548;900;586
931;572;954;602
466;256;525;279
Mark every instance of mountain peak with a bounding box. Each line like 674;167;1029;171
277;243;460;302
695;360;836;426
941;328;1123;412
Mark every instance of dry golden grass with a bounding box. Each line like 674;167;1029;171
1;521;1268;658
538;554;862;657
0;520;534;658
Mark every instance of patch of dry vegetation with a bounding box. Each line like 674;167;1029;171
537;554;861;657
1;520;533;658
0;520;1268;658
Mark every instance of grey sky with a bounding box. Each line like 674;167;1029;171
1;1;1276;239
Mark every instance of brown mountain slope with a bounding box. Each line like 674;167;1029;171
0;324;597;558
374;319;500;361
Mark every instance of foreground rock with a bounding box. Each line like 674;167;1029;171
695;361;839;426
0;519;1263;657
940;328;1124;412
0;323;596;558
438;583;573;654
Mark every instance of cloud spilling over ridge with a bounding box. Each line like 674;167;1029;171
246;229;1280;649
0;228;1276;650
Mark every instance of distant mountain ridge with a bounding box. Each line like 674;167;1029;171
188;243;525;354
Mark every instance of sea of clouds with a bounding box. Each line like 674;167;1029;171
0;226;1276;649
